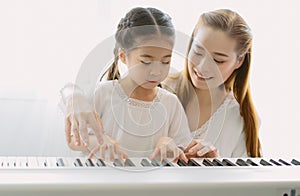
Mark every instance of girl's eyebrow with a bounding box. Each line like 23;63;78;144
140;54;172;58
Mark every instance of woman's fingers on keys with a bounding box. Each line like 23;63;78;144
88;112;105;144
70;114;80;146
184;140;197;153
78;119;88;146
150;147;160;160
65;116;71;144
88;145;100;159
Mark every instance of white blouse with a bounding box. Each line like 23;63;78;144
92;80;193;157
190;93;248;157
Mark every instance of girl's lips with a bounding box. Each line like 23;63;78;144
147;80;159;83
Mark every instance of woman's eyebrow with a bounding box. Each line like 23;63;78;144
213;52;229;57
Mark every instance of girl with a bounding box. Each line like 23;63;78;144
62;7;195;162
167;9;261;157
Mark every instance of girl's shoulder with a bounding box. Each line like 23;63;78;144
95;80;118;90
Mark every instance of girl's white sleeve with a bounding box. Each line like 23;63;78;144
168;95;193;148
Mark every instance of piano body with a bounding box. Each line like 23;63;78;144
0;156;300;196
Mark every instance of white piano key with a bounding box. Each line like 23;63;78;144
27;157;39;168
46;157;59;167
7;157;17;168
36;157;47;167
16;157;27;168
0;157;7;168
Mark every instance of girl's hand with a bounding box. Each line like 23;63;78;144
184;139;219;158
150;137;188;163
88;135;128;163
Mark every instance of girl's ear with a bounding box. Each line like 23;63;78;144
119;49;127;64
234;54;245;69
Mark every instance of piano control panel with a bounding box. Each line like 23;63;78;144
0;156;300;196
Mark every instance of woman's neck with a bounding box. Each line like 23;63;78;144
119;77;157;101
195;86;228;109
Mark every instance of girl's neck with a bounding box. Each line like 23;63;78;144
119;77;157;102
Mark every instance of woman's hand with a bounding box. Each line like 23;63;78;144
184;139;219;158
87;135;128;163
150;137;188;163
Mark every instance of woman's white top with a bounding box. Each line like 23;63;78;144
190;93;248;157
92;80;193;157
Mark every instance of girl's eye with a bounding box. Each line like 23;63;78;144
162;61;170;65
214;59;225;64
141;60;151;65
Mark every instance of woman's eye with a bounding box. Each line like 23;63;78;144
214;59;225;64
141;60;151;65
162;61;170;65
193;50;203;56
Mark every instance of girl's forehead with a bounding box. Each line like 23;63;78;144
135;36;174;50
193;26;237;54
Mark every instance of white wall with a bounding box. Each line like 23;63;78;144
0;0;299;157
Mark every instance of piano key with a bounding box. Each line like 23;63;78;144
7;157;16;167
269;159;282;166
212;159;224;166
202;159;214;166
161;159;174;167
236;159;249;166
140;158;152;167
246;159;259;166
260;159;272;166
291;159;300;165
85;159;95;167
0;157;5;167
96;159;106;167
16;157;27;168
74;158;83;167
188;158;201;166
57;158;65;167
113;159;124;167
151;159;162;167
278;159;291;166
222;159;236;166
177;159;188;166
124;159;135;167
36;157;46;167
46;157;59;167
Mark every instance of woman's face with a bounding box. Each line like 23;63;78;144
188;25;244;90
121;38;172;89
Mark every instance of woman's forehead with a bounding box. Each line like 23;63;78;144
193;26;237;55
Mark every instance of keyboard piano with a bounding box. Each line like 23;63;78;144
1;156;300;196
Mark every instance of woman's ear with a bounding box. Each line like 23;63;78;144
234;54;245;69
119;49;126;64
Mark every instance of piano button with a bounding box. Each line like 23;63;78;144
74;158;83;167
259;159;272;166
269;159;282;166
278;159;291;166
246;159;259;166
202;159;214;166
113;159;124;167
177;159;188;166
236;159;249;166
188;159;201;166
151;159;162;167
291;159;300;165
222;159;236;166
96;159;106;167
85;159;95;167
212;159;224;166
124;159;135;167
140;158;152;167
57;158;65;167
161;159;174;167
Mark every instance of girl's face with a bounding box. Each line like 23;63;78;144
188;25;244;90
121;38;172;89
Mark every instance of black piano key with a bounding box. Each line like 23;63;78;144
291;159;300;165
222;159;236;166
202;159;214;166
161;159;174;167
96;159;106;167
124;159;135;167
236;159;249;166
260;159;272;166
177;159;188;166
278;159;291;166
140;158;152;167
74;158;83;167
212;159;224;166
85;159;95;167
188;159;201;166
246;159;259;166
57;158;65;167
151;159;162;167
113;159;124;167
269;159;282;166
